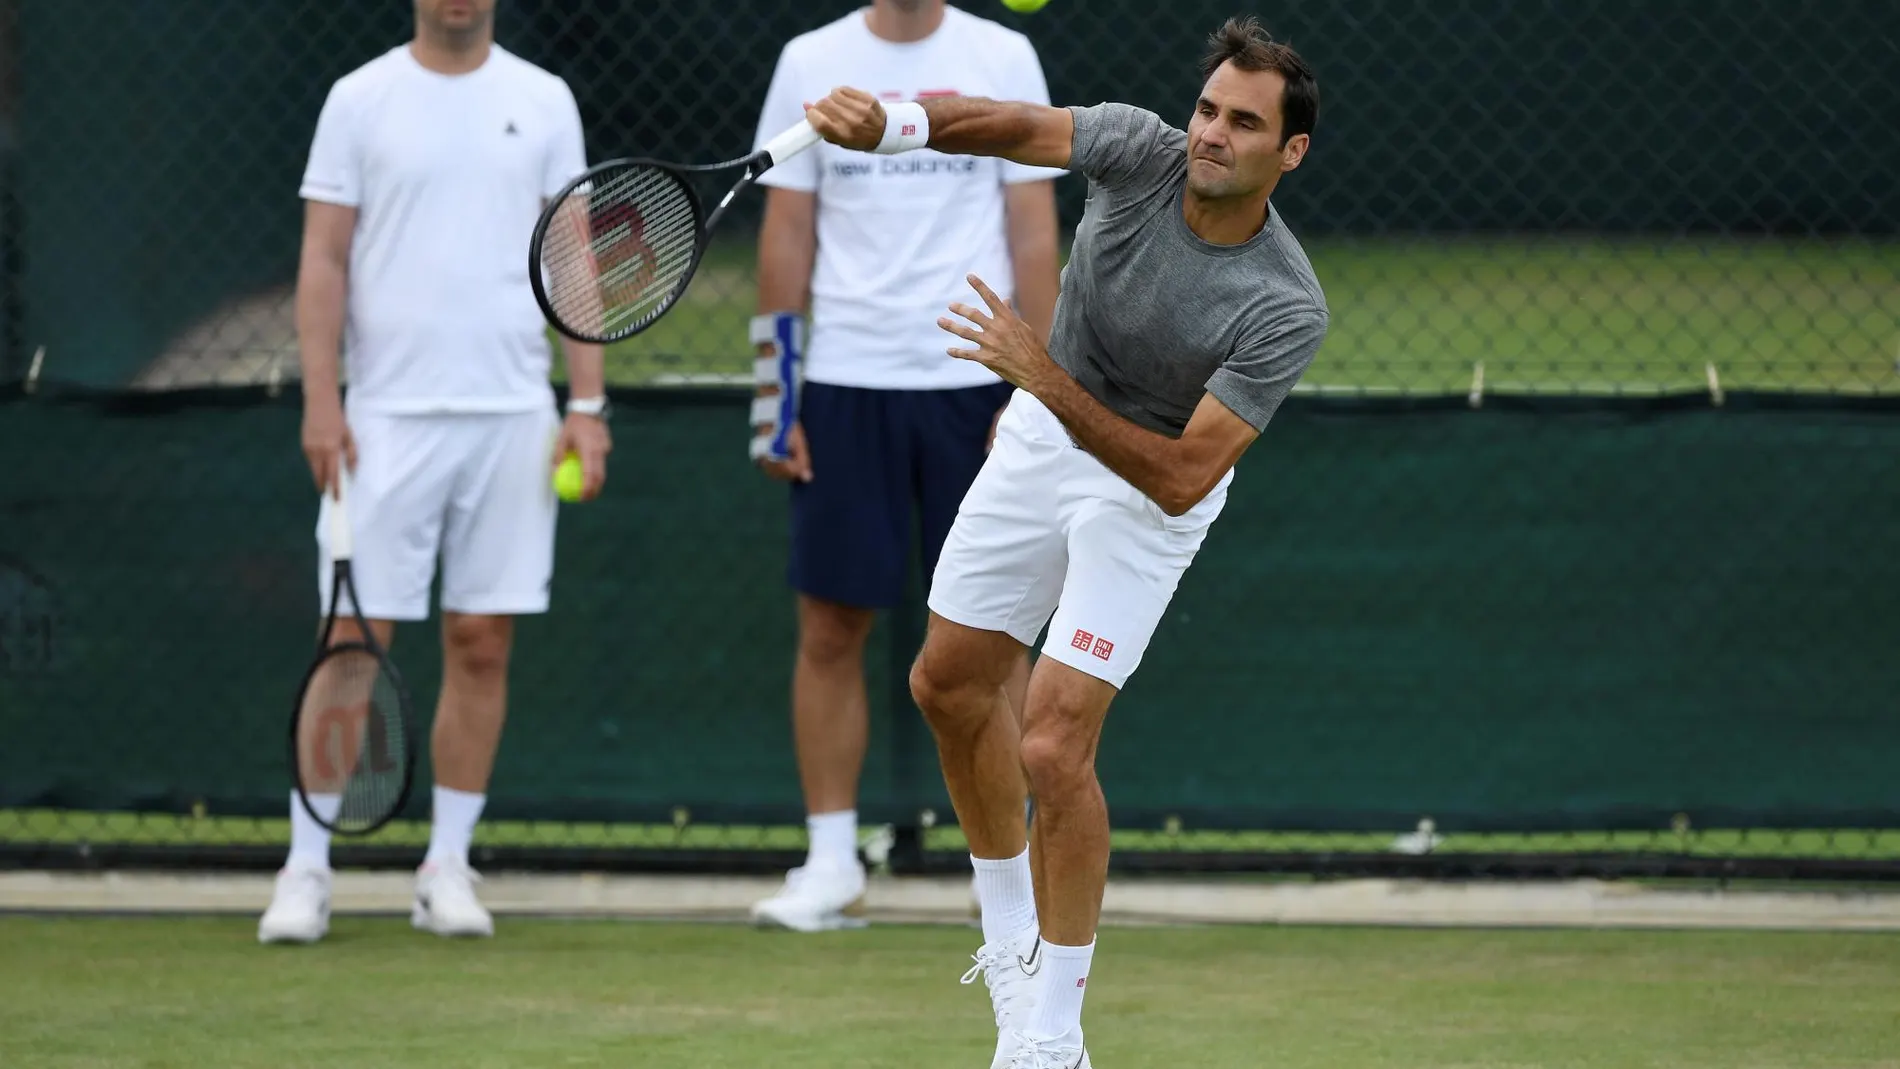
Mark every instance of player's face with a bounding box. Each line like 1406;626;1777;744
1185;62;1310;200
416;0;495;35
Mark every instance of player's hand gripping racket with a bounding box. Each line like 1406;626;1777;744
289;465;417;836
528;119;824;344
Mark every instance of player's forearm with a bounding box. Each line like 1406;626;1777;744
563;341;605;400
295;254;347;403
922;97;1073;170
1031;372;1203;516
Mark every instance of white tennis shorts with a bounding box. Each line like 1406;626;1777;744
927;391;1231;689
317;407;562;621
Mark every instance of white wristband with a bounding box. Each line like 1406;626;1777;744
874;101;930;155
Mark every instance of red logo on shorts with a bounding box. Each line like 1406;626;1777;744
1071;629;1094;652
1076;977;1088;988
1092;638;1114;660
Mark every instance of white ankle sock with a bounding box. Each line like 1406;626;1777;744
424;786;485;867
971;848;1037;946
288;790;339;871
1027;937;1095;1045
806;810;858;870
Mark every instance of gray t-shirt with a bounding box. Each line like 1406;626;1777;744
1048;103;1328;437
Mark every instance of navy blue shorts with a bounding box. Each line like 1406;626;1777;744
789;381;1016;609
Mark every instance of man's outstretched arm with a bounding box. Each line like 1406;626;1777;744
804;87;1074;169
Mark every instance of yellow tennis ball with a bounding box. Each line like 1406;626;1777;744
553;453;585;503
1000;0;1049;11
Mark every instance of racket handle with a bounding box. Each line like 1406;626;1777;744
760;120;823;169
329;463;353;562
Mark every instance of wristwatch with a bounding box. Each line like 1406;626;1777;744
566;395;611;421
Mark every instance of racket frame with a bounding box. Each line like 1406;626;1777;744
529;120;823;345
289;466;418;838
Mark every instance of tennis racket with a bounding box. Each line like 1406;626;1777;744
528;118;824;345
289;465;417;837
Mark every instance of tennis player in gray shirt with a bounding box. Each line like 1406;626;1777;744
803;17;1325;1069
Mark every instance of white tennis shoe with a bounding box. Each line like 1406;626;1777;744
749;861;869;932
1005;1034;1090;1069
961;929;1044;1069
257;863;331;944
412;858;494;937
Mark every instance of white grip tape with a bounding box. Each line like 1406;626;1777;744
329;464;353;562
760;119;824;168
750;395;781;426
874;101;930;155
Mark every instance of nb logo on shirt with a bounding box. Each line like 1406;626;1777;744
504;121;519;136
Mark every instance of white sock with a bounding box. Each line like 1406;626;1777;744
288;791;339;871
424;786;486;867
972;848;1037;946
805;809;858;870
1027;937;1096;1046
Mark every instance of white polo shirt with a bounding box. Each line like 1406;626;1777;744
751;6;1066;390
300;45;588;414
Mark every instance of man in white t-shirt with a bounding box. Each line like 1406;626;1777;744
744;0;1063;933
257;0;610;944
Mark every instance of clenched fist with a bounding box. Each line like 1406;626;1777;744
803;87;890;153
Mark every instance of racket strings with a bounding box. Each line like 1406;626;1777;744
295;646;408;832
539;164;700;338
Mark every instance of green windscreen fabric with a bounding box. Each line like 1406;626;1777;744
1;392;1896;831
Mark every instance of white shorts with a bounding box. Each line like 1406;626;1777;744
317;407;561;621
927;391;1231;689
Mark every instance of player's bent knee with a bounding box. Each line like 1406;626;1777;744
1019;725;1093;799
909;652;988;736
908;655;958;720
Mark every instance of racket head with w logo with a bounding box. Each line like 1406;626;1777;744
289;467;418;837
528;119;824;345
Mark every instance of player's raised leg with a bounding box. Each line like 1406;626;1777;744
911;615;1043;1066
1008;658;1118;1061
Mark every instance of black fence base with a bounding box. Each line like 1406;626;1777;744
6;842;1898;884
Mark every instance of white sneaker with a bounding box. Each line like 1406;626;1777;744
411;858;494;938
257;864;331;944
960;930;1042;1069
1005;1033;1090;1069
749;861;868;932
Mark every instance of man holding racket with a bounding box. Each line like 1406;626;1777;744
744;0;1062;933
803;17;1325;1067
259;0;609;944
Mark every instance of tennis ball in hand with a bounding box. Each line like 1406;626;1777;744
553;453;586;503
1000;0;1050;11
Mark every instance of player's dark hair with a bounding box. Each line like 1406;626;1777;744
1199;16;1318;146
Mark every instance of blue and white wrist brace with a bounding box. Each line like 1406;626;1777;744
749;312;805;462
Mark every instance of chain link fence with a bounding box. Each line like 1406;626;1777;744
3;1;1898;880
3;0;1894;393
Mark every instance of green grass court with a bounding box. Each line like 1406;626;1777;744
596;237;1900;395
3;917;1895;1068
